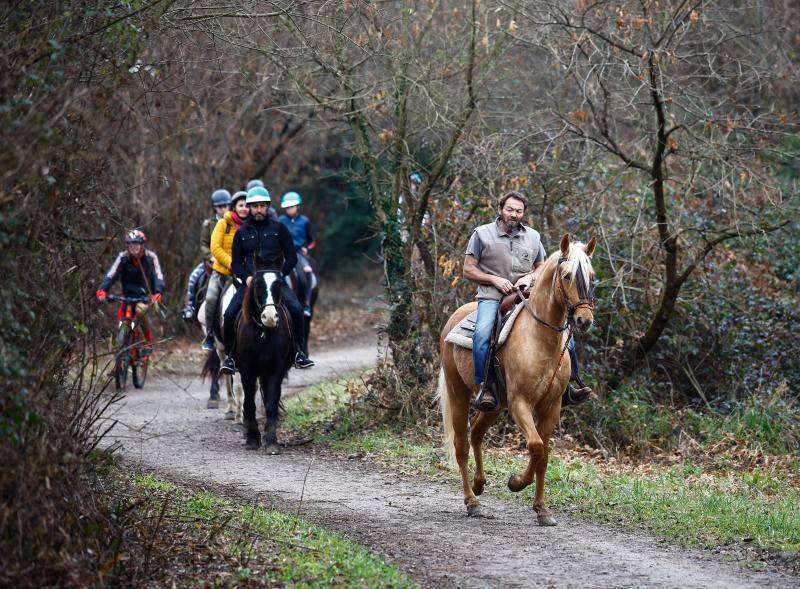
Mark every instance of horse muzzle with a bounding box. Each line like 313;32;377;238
261;306;278;329
574;312;593;333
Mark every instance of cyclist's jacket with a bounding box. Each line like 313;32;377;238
100;250;165;297
231;216;297;283
210;211;244;276
278;213;315;251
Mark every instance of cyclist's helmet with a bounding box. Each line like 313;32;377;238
246;179;265;191
281;191;302;208
231;190;248;205
125;229;147;244
409;171;422;185
211;189;232;207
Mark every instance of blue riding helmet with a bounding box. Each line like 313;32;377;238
409;172;422;185
231;190;248;205
211;189;232;207
246;179;264;191
281;191;302;208
246;186;271;204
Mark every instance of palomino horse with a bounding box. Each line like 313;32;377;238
438;234;597;524
237;264;295;453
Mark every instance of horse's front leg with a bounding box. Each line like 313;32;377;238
260;373;283;455
207;370;220;409
240;371;260;450
532;402;561;526
470;409;501;496
506;397;544;494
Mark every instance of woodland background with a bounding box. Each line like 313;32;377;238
1;0;799;585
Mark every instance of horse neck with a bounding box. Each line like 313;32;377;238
522;260;567;348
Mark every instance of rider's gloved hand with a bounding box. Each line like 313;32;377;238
150;293;162;304
181;306;194;320
96;289;107;301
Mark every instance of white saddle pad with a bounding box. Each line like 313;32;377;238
444;301;526;350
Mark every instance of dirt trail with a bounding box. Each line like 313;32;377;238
108;341;796;588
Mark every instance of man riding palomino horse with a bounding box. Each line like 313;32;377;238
182;189;231;321
464;191;592;411
220;185;314;375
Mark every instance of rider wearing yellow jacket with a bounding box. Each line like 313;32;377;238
202;191;248;350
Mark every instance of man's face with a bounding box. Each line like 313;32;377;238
284;205;298;218
127;243;143;257
214;204;229;218
250;202;269;221
499;197;525;229
235;200;249;218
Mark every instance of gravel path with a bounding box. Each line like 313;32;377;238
106;341;797;588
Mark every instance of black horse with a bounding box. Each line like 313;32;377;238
286;255;319;356
236;264;295;453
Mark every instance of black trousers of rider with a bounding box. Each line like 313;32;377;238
223;282;305;357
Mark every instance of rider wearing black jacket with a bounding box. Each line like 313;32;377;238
220;187;314;373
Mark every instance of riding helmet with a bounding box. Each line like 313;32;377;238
246;179;265;191
211;189;232;207
280;191;302;208
246;186;271;204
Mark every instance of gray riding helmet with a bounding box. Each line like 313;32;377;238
211;189;232;207
246;179;264;191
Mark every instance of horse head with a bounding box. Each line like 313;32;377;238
557;234;597;333
251;255;283;329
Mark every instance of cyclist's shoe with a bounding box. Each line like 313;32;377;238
220;357;237;375
140;346;153;358
202;333;215;351
181;306;195;321
303;304;312;317
294;352;315;369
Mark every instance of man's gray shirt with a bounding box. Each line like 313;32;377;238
465;218;545;301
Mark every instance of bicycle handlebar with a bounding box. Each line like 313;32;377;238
107;294;151;304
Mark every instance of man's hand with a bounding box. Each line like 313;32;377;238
150;293;162;304
246;276;253;287
96;289;107;301
301;246;308;256
514;275;533;291
492;276;514;295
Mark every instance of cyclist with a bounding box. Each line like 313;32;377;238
278;191;317;316
202;190;248;350
96;229;165;356
182;189;231;319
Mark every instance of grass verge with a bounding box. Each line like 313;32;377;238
130;473;415;588
285;379;800;559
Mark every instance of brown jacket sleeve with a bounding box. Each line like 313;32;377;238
200;217;214;262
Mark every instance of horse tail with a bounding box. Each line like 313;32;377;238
436;366;457;468
201;349;219;381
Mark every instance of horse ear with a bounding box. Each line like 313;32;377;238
560;233;570;255
585;236;597;257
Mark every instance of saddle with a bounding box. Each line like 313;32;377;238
444;288;530;350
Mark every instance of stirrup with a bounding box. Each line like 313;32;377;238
474;384;500;412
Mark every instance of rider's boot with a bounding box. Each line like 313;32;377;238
562;375;592;407
202;331;215;352
474;382;499;412
294;351;314;369
221;356;237;375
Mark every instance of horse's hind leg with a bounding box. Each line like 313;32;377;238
240;371;260;450
207;373;220;409
507;397;544;493
260;373;282;455
470;409;501;496
532;404;560;526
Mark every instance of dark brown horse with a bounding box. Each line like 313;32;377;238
438;234;597;523
236;265;295;453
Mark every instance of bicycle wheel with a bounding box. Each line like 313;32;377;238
114;325;131;390
132;338;148;389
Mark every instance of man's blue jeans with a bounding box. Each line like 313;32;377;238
472;299;500;384
472;298;581;385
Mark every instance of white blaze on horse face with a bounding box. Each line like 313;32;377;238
563;243;595;331
261;272;279;328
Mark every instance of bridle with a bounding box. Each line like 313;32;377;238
522;255;597;334
249;270;282;328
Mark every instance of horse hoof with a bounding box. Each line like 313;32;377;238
466;504;494;518
245;438;261;450
224;411;235;420
537;511;557;526
207;398;219;409
472;482;485;496
265;442;282;455
507;474;527;493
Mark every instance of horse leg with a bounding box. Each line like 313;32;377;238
233;376;244;425
470;409;501;496
223;371;236;420
532;405;560;526
241;371;260;450
207;371;220;409
260;373;282;455
507;397;544;493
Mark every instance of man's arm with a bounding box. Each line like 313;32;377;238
200;219;213;262
278;224;298;276
514;261;544;290
463;255;514;295
231;232;248;283
99;252;124;291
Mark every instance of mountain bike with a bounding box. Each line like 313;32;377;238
107;294;152;390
